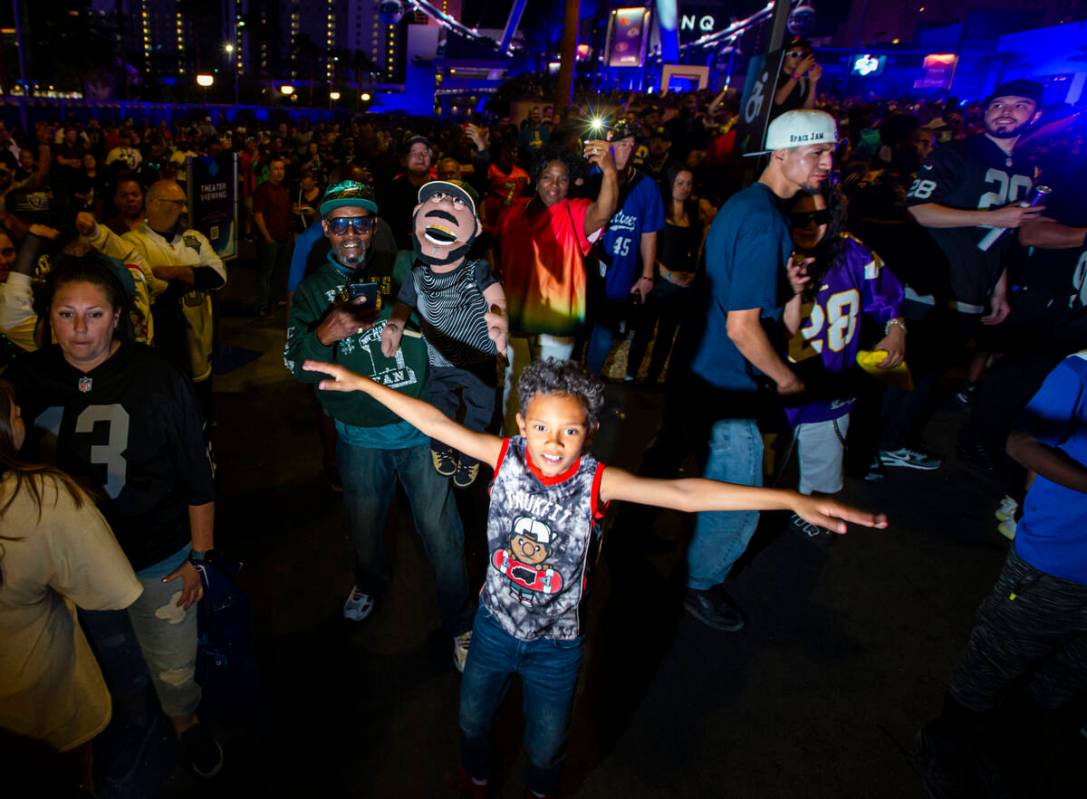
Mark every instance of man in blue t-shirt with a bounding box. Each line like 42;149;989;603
680;110;838;632
585;120;666;374
919;352;1087;796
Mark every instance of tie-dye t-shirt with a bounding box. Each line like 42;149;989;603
497;197;595;338
481;437;606;642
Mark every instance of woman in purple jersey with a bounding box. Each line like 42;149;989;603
783;187;907;535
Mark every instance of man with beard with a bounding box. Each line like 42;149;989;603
584;120;665;376
883;81;1044;475
78;179;226;419
676;110;836;632
284;181;474;670
382;180;507;488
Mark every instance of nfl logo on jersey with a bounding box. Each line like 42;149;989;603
78;377;92;393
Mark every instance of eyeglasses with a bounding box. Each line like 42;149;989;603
156;197;188;206
785;50;809;59
327;216;375;235
790;209;832;227
425;191;468;210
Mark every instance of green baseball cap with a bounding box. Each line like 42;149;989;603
320;180;379;217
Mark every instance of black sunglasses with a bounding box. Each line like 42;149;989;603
327;216;375;235
790;209;832;227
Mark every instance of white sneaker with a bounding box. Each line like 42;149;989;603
343;586;374;622
995;495;1018;522
453;630;472;673
997;519;1017;541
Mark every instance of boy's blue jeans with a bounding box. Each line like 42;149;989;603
686;417;764;590
459;606;583;795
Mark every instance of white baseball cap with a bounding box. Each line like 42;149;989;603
754;110;838;155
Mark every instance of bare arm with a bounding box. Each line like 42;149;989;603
1006;431;1087;494
583;140;618;236
632;231;657;301
483;282;508;353
303;360;504;468
909;202;1044;230
163;501;214;611
1019;218;1087;249
727;308;802;394
600;467;887;534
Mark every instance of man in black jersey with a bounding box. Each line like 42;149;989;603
877;80;1045;474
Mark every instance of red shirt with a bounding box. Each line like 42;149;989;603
252;181;292;242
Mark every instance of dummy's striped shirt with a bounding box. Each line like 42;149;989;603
398;257;499;368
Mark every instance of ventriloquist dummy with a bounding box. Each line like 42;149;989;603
381;180;508;488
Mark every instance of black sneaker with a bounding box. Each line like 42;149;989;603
180;723;223;778
683;587;745;632
453;457;480;488
432;445;457;476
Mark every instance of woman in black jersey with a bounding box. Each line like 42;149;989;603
5;254;223;778
626;164;705;383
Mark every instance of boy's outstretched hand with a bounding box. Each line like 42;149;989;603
304;360;370;393
792;494;888;535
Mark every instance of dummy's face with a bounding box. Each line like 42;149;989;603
413;189;480;266
516;393;592;478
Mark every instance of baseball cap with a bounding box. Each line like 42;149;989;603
319;180;379;217
608;119;638;142
417;179;479;217
754;110;838;155
402;134;433;153
986;79;1043;107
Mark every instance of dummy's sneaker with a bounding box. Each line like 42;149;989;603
343;586;374;622
453;630;472;673
432;445;457;476
997;519;1017;541
180;723;223;779
683;587;744;632
453;457;480;489
994;495;1018;522
879;447;942;471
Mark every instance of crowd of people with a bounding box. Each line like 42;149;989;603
1;36;1086;798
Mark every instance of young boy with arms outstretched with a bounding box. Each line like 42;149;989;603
304;357;887;798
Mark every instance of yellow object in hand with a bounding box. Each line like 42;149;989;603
856;350;914;391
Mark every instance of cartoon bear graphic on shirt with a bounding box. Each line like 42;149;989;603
491;515;564;604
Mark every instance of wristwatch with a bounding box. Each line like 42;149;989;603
189;548;216;566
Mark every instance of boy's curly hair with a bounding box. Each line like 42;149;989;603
517;358;605;428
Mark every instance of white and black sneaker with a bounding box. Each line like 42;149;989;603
879;447;942;471
343;586;375;622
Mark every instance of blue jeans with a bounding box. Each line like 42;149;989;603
337;440;472;635
459;607;583;795
686;418;764;591
127;572;201;718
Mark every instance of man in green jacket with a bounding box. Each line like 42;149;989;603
284;181;474;671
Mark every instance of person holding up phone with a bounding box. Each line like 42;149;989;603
283;181;475;668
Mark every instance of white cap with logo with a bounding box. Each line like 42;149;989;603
754;110;838;155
